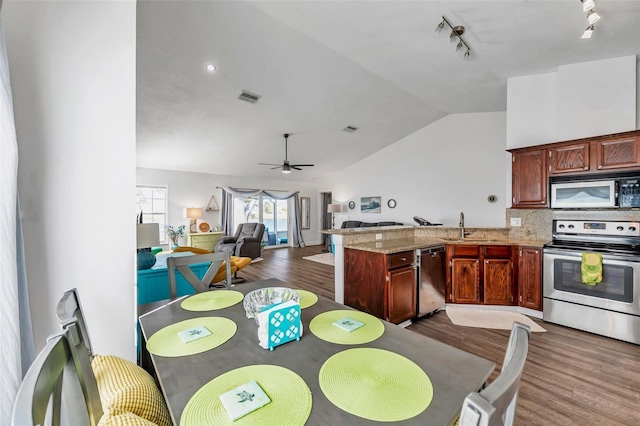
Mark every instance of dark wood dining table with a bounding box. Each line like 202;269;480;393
138;278;495;425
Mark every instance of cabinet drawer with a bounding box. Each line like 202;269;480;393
388;251;414;269
483;245;512;258
191;234;217;242
449;245;480;257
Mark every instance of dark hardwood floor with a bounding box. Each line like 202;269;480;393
241;245;640;425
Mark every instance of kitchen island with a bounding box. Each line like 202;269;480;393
324;226;547;321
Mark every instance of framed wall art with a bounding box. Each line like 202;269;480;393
360;196;381;213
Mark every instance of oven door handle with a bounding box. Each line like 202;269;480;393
544;248;640;263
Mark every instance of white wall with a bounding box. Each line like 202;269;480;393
137;168;323;246
507;55;638;149
326;112;508;228
558;56;636;140
5;1;137;360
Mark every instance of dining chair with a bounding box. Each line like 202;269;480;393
458;321;531;426
12;323;104;426
167;250;232;297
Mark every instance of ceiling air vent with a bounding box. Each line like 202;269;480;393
343;126;358;133
238;90;261;104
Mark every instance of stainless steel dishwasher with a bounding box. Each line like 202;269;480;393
416;246;446;317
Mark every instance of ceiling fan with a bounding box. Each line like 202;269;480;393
259;133;314;173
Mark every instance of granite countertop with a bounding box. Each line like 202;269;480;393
322;225;414;235
345;237;548;254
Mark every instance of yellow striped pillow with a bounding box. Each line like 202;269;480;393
92;355;172;426
99;408;156;426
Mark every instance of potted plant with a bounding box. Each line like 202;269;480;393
165;225;186;249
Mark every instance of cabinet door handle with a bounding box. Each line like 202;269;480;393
401;257;406;262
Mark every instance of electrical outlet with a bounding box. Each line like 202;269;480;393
375;233;382;240
510;217;522;227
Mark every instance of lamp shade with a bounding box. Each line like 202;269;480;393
184;207;203;219
136;223;160;249
327;203;341;213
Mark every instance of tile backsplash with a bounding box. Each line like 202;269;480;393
507;208;640;241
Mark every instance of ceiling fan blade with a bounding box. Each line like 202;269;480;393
292;166;303;170
258;162;281;166
270;166;282;170
291;164;314;167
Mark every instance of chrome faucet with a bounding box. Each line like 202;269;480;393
459;212;466;238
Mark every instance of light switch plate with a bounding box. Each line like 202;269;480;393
510;217;522;227
375;233;382;240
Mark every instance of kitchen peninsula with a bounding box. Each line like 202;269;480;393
324;225;548;324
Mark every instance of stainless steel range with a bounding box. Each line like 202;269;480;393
543;219;640;344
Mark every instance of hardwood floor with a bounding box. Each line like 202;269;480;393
242;245;640;425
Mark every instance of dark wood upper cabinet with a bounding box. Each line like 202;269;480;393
593;134;640;171
548;142;590;174
509;130;640;208
511;147;548;208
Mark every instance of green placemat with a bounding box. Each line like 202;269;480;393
146;317;236;357
180;364;312;426
309;310;384;345
181;290;244;311
294;289;318;309
319;348;433;422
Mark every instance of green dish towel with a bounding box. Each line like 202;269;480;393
581;252;603;286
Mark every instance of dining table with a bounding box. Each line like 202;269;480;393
138;278;495;425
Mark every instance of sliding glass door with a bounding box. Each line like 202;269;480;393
232;195;289;247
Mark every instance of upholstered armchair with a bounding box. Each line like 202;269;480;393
215;223;266;260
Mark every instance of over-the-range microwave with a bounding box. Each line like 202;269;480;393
550;174;640;209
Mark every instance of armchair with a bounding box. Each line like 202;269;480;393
215;222;265;259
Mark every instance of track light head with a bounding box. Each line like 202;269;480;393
587;9;601;25
435;21;444;32
581;0;595;12
581;25;594;39
456;40;463;51
464;49;470;60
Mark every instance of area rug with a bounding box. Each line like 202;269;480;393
302;252;335;266
445;306;546;332
251;257;263;263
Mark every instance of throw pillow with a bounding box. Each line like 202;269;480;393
92;355;171;426
99;408;157;426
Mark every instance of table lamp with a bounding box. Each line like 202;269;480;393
184;207;203;233
137;223;160;270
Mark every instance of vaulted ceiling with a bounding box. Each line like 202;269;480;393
136;1;640;182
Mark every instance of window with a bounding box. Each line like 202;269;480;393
136;185;167;244
232;195;289;246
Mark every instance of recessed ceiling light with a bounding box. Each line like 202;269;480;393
205;64;216;72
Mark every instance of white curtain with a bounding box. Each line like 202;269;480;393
220;187;306;247
0;7;35;424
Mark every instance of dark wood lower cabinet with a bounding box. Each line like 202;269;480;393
518;247;542;310
447;244;521;307
450;258;480;303
344;248;416;324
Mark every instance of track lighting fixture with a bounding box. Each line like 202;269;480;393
436;16;471;59
579;0;600;38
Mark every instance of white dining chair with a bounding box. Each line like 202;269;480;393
12;322;104;426
458;321;531;426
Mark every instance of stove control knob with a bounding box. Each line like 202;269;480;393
630;226;637;232
617;226;624;231
568;224;574;229
558;224;565;229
